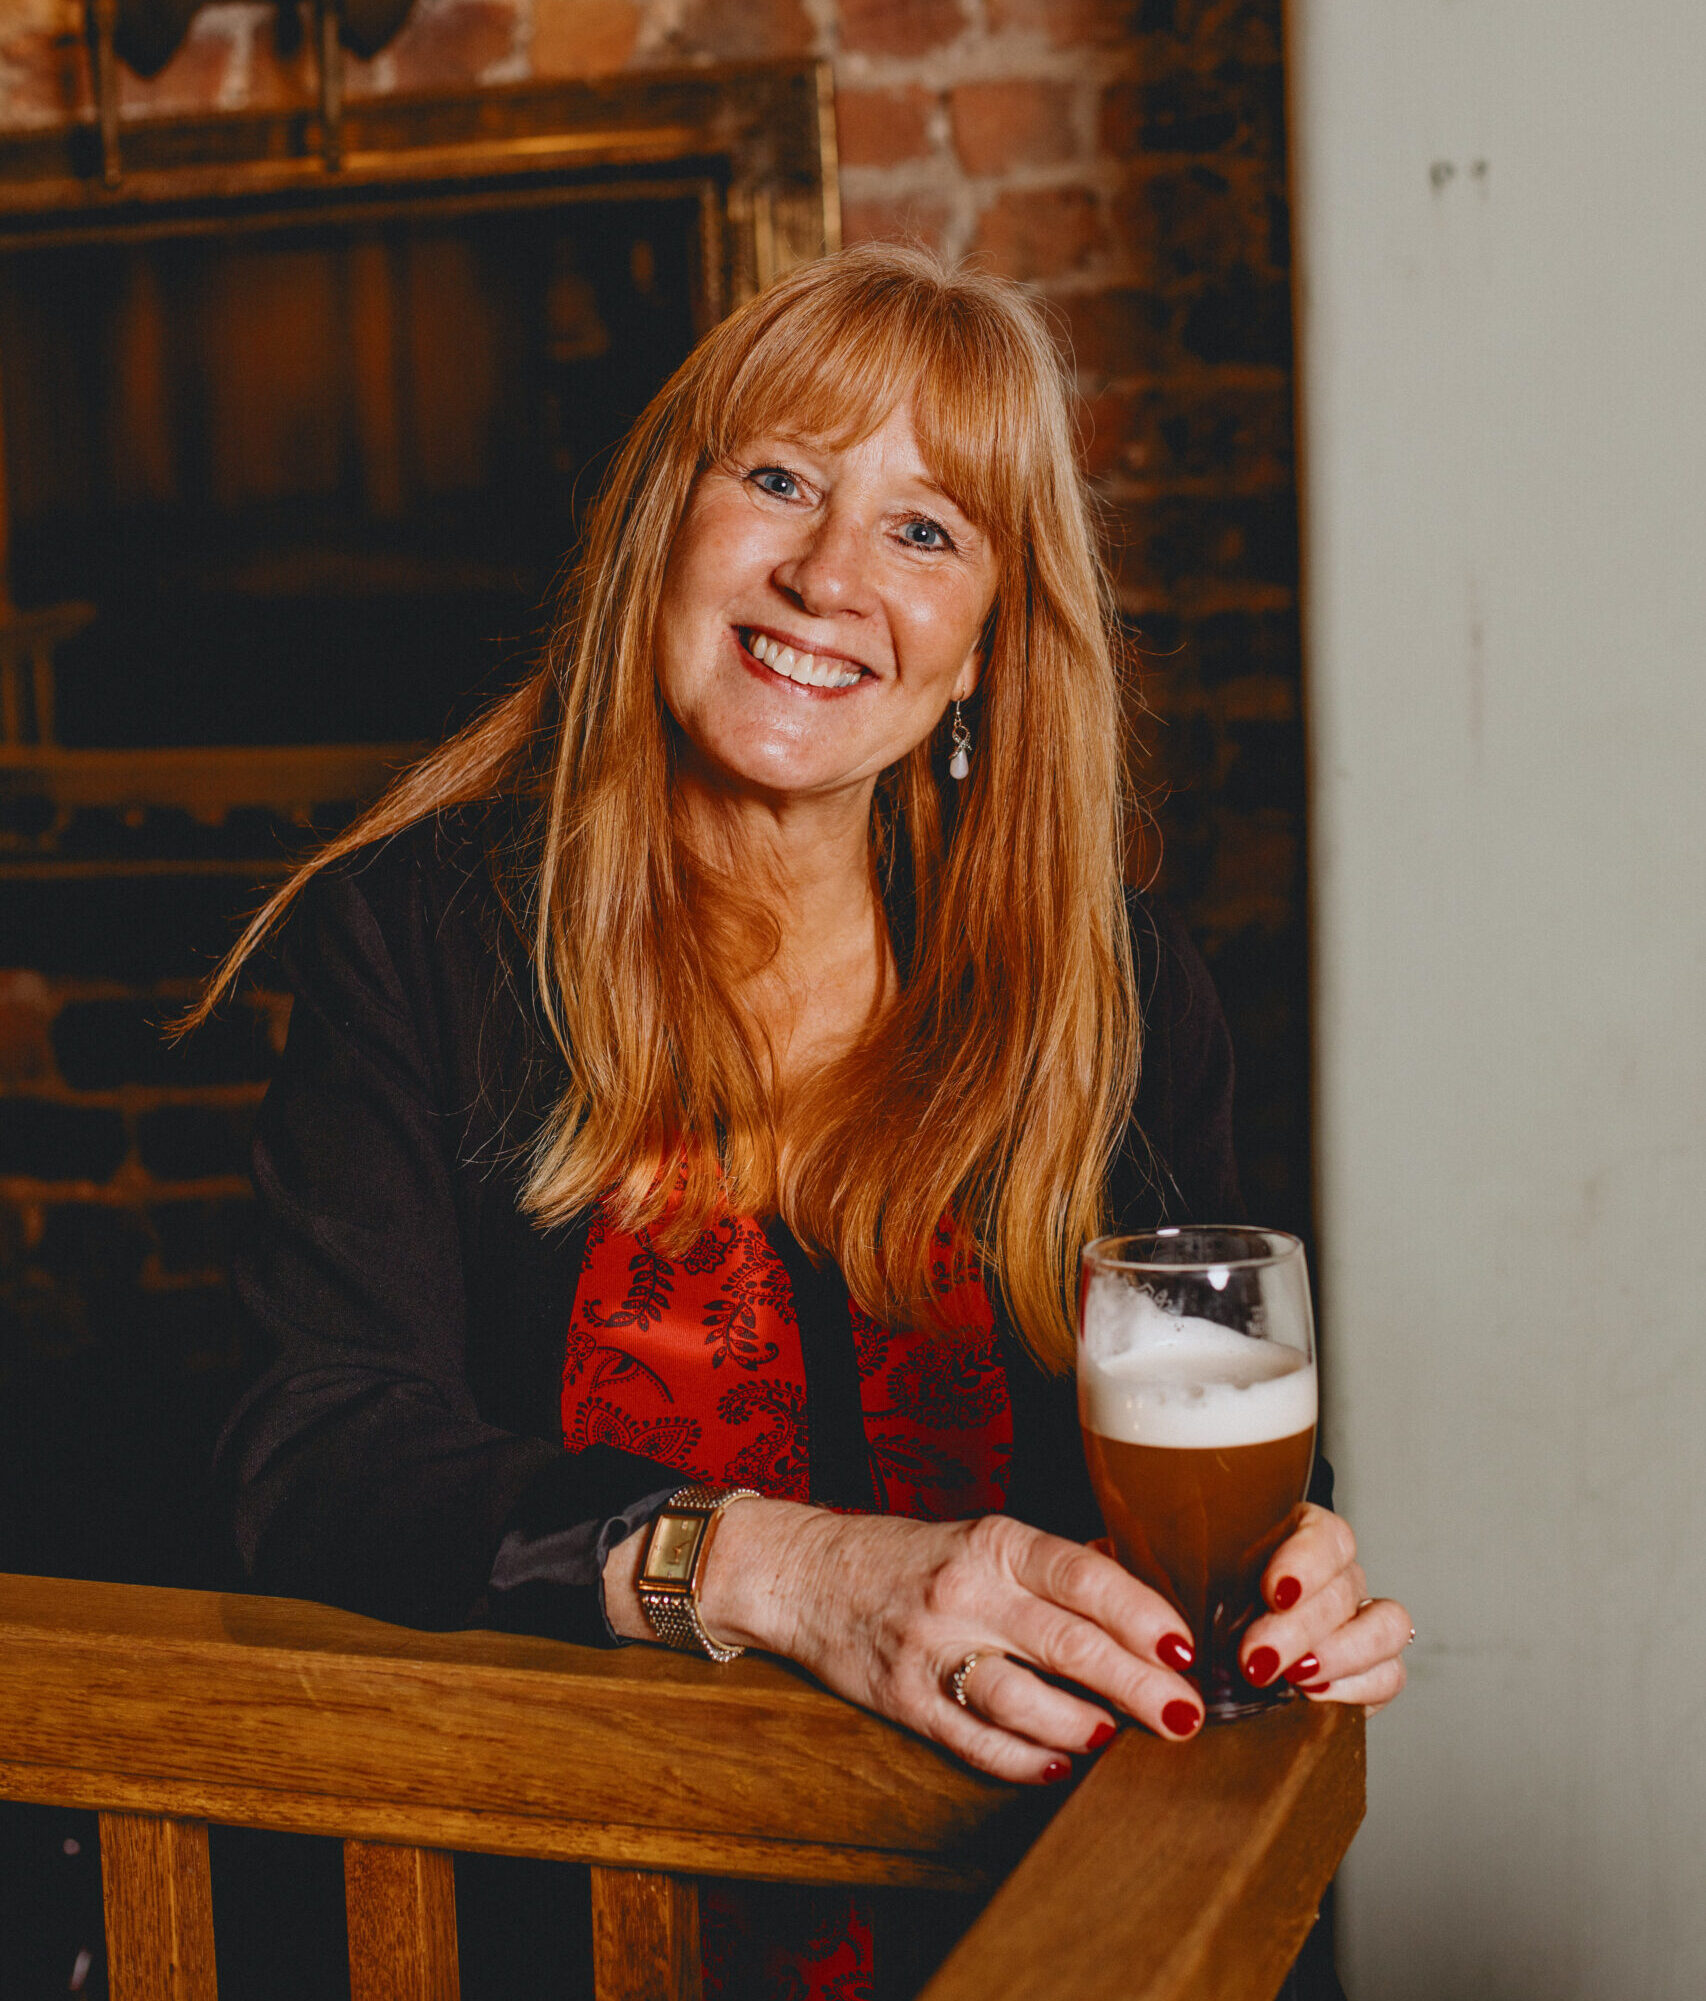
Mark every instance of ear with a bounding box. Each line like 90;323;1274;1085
951;648;982;704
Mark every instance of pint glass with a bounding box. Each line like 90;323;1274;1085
1078;1229;1318;1722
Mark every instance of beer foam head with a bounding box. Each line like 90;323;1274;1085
1078;1282;1316;1448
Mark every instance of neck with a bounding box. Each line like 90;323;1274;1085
672;767;890;1089
673;766;880;972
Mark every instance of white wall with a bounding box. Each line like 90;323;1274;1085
1288;3;1706;1995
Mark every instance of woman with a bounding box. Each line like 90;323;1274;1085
207;244;1410;1996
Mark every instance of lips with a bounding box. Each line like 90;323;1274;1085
737;626;867;691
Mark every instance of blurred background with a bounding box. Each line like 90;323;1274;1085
2;1;1701;1997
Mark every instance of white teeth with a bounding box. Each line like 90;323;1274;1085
744;630;861;690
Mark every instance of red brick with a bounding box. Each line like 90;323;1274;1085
387;0;519;91
834;86;934;170
675;0;813;60
985;0;1140;48
839;0;966;61
1100;64;1284;159
972;186;1103;283
1108;493;1297;593
0;973;55;1088
840;192;954;256
1114;161;1275;281
1055;287;1175;377
1095;382;1294;486
1166;1;1283;66
949;79;1075;177
532;0;641;76
1075;388;1136;480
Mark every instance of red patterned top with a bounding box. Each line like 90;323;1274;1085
562;1200;1012;2001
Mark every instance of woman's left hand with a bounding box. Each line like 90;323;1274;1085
1237;1503;1411;1712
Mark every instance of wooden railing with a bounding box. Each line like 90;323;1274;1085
0;1572;1365;2000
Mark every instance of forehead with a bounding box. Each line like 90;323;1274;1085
742;407;974;511
694;289;1052;555
714;395;996;546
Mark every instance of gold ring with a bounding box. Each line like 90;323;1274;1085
949;1652;986;1709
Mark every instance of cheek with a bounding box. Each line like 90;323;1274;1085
901;585;992;685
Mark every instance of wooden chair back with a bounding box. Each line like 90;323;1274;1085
0;1572;1364;2000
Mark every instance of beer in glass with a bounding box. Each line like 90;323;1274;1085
1078;1229;1317;1722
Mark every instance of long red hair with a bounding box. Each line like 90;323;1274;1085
194;244;1140;1370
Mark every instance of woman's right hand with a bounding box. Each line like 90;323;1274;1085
605;1499;1205;1782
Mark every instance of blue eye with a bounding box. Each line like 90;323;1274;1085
901;517;951;550
751;467;799;498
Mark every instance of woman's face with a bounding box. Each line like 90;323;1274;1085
655;402;998;809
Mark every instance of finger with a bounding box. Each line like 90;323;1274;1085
954;1652;1119;1757
998;1595;1204;1740
1295;1652;1408;1713
1010;1531;1198;1671
1275;1597;1414;1691
930;1697;1085;1785
1260;1504;1358;1615
1241;1564;1366;1686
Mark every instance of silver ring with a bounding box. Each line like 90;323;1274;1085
1407;1626;1418;1646
949;1652;986;1709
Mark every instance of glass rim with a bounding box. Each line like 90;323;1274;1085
1081;1226;1305;1275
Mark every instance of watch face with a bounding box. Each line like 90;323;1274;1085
646;1512;705;1585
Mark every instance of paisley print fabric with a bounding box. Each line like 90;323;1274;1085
562;1202;1011;2001
563;1204;811;1499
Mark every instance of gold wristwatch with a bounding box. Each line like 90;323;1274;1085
636;1484;760;1661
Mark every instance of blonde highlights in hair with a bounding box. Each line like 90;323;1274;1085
196;245;1139;1371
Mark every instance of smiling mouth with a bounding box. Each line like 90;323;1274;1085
737;627;867;691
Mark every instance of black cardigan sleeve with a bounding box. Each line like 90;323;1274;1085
217;838;678;1639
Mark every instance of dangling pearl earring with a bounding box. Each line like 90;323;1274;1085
948;700;972;782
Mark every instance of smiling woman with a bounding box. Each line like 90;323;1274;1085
657;407;995;808
190;245;1406;2001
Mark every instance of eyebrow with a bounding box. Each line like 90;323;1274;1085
757;433;974;515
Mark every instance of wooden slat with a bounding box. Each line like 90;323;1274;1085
0;1575;1031;1876
98;1811;218;2001
344;1840;460;2001
918;1702;1365;2001
590;1868;703;2001
0;1762;992;1889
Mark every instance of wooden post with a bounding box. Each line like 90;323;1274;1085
590;1867;703;2001
98;1811;218;2001
344;1839;460;2001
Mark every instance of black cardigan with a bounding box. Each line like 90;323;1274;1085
216;810;1258;1644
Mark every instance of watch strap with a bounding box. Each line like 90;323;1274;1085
637;1485;760;1662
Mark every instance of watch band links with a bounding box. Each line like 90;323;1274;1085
637;1484;761;1662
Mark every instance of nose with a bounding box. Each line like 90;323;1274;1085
770;509;873;619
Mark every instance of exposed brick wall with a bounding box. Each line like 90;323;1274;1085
0;0;1309;1578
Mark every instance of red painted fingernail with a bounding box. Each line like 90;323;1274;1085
1273;1576;1302;1610
1043;1759;1072;1783
1298;1680;1333;1694
1157;1632;1195;1671
1087;1721;1117;1751
1283;1654;1321;1686
1245;1646;1281;1687
1162;1700;1202;1737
